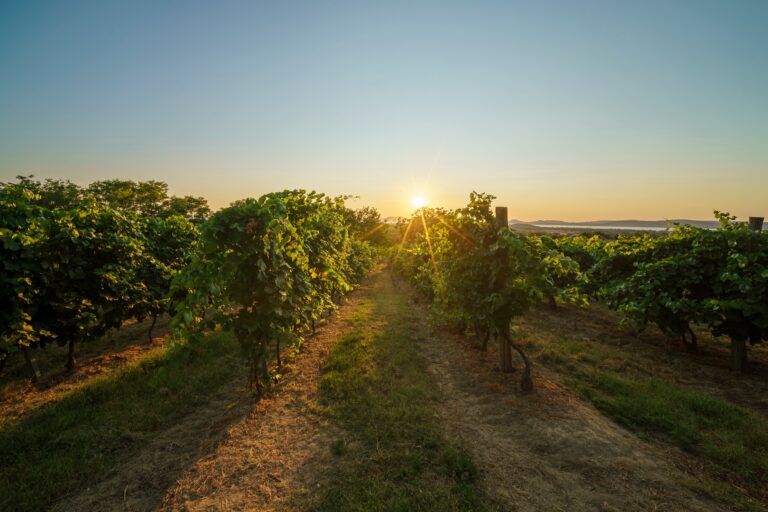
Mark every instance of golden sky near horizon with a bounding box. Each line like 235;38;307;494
1;2;766;221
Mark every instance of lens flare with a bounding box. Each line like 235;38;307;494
411;195;427;209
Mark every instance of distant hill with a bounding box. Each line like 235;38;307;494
522;219;722;229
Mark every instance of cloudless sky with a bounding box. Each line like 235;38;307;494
1;0;766;219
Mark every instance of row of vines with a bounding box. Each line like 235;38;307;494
392;193;768;391
391;192;584;391
0;177;202;374
558;212;768;372
171;191;377;392
1;177;378;390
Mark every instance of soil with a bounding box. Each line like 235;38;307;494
50;372;251;512
157;292;366;511
414;312;729;512
0;316;171;426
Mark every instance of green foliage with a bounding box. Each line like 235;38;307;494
345;205;392;247
1;177;377;378
87;179;170;216
164;195;211;223
393;192;584;337
348;239;378;282
172;190;375;391
86;179;211;222
392;192;585;390
0;186;49;353
0;177;200;370
32;200;148;353
560;213;768;367
132;215;199;325
4;175;84;211
3;175;212;222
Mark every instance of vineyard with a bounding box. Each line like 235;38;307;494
1;178;377;389
1;178;767;511
393;192;768;381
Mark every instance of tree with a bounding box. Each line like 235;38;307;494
164;195;211;223
345;206;390;247
87;179;169;216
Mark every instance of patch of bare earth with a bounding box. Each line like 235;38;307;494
158;283;370;512
414;309;728;511
50;371;250;512
0;317;171;426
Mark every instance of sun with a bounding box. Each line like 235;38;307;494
411;195;427;209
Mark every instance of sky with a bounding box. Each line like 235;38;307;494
1;0;766;220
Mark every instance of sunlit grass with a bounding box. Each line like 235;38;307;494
524;328;768;510
299;269;490;511
0;332;241;512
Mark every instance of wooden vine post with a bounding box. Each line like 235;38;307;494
22;348;42;382
748;217;764;233
495;206;513;373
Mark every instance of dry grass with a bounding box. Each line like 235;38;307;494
0;330;242;512
0;315;172;426
518;302;768;510
160;279;371;511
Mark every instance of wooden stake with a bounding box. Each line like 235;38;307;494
0;352;11;374
148;315;157;343
22;348;41;382
731;338;748;372
748;217;764;232
494;205;512;372
66;339;77;371
495;206;508;230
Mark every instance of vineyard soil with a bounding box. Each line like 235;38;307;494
159;283;360;511
520;304;768;508
523;303;768;414
162;265;486;511
0;329;245;511
416;304;733;511
0;316;172;426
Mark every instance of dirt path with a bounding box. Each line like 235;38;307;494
47;281;367;512
413;302;727;511
159;285;368;511
50;368;251;512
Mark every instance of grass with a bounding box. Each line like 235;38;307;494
299;270;490;511
0;330;241;512
0;315;171;383
575;371;768;479
526;328;768;509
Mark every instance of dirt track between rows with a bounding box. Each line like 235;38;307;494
413;301;726;511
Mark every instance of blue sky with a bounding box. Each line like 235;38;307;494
1;0;766;219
